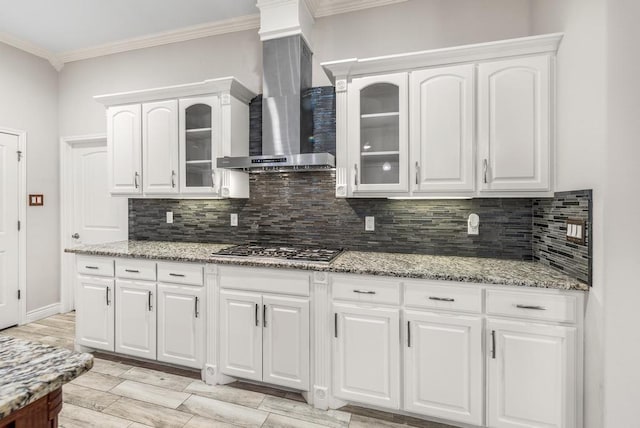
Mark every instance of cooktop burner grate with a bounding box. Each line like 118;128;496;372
214;245;343;263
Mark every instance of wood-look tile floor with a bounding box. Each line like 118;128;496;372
0;312;455;428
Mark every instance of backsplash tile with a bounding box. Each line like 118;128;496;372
533;190;592;285
130;171;534;260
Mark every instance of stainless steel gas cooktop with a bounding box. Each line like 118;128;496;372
213;244;343;264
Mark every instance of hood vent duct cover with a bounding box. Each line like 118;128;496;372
217;35;335;172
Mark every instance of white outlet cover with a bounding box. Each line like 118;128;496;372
166;211;174;224
467;213;479;235
365;216;375;231
230;213;238;227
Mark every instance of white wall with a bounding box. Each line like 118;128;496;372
530;1;607;426
604;0;640;424
0;42;59;312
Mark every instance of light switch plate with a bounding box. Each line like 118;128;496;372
365;216;375;231
166;211;173;224
230;213;238;227
566;218;586;245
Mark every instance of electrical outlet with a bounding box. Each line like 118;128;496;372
467;213;479;235
365;216;375;231
166;211;174;224
230;213;238;227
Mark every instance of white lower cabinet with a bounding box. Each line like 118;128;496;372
333;303;400;409
157;283;205;369
76;276;115;351
487;319;577;428
219;289;311;390
404;310;483;426
115;280;156;360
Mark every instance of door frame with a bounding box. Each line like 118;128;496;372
0;127;27;325
59;134;111;313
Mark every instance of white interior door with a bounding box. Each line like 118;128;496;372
0;132;20;329
63;138;128;312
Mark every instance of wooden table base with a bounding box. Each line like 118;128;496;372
0;388;62;428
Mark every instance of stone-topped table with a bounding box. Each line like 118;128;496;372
0;336;93;424
66;240;589;291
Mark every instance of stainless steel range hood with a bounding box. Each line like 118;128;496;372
217;35;335;172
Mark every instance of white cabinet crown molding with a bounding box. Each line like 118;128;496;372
94;77;257;106
321;32;563;82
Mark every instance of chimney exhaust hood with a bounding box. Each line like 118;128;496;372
216;34;335;172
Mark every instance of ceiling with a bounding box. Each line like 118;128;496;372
0;0;259;53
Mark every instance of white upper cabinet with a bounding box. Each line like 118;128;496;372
411;65;475;194
96;77;255;198
107;104;142;195
322;33;561;198
143;100;179;195
478;55;551;192
348;73;409;194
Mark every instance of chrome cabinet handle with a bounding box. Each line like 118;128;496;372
491;330;496;359
106;287;111;306
71;233;80;239
211;169;216;190
407;321;411;348
263;305;267;328
354;164;358;187
134;172;140;188
85;266;99;270
194;297;200;318
171;170;176;188
515;304;547;310
255;303;259;326
125;269;139;273
169;273;185;277
429;296;455;302
483;159;488;184
415;161;420;185
148;291;153;311
353;289;376;295
334;313;338;338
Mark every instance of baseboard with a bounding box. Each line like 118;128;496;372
25;303;61;323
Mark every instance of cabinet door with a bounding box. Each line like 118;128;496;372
115;280;156;360
142;100;179;194
107;104;141;195
478;55;551;192
411;65;475;193
219;290;263;381
348;73;409;194
76;276;114;351
488;319;577;428
263;295;310;390
179;97;221;195
333;303;400;409
404;311;483;426
157;283;204;369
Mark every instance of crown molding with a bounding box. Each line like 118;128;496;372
305;0;407;18
322;32;564;82
59;14;260;64
0;31;63;71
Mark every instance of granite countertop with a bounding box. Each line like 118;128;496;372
65;240;589;291
0;336;93;420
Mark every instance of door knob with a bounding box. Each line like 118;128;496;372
71;233;80;239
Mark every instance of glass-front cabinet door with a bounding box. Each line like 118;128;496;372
348;73;409;194
179;96;221;194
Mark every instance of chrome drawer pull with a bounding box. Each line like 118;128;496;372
169;273;185;277
85;266;99;270
429;296;455;302
125;269;139;273
353;289;376;295
515;304;547;310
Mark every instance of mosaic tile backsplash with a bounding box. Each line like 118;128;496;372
533;190;592;285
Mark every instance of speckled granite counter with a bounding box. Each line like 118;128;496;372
0;336;93;419
65;240;588;291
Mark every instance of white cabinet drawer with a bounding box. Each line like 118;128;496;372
332;276;401;305
158;262;203;286
486;289;578;323
77;256;114;277
116;259;157;281
404;281;482;313
218;266;310;296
